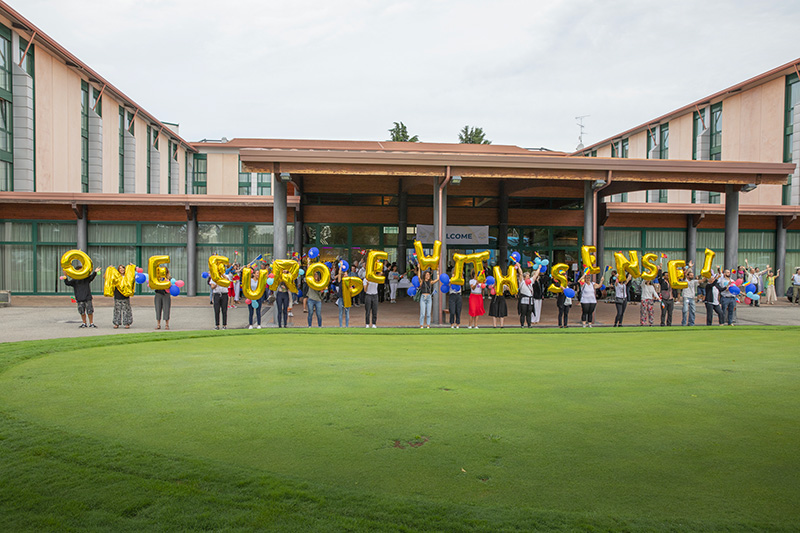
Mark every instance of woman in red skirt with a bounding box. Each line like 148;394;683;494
467;270;485;329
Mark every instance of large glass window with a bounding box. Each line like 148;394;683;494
784;73;799;205
192;153;207;194
710;103;722;160
118;106;125;193
238;158;251;195
80;81;89;193
257;173;271;195
659;123;669;160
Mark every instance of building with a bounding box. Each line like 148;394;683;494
0;0;797;321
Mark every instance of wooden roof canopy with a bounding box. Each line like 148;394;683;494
235;140;795;191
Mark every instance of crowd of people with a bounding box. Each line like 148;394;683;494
61;256;800;331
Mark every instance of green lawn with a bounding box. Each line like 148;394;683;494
1;328;799;531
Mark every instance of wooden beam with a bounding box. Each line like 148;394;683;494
18;30;36;68
783;214;797;229
692;213;705;228
92;83;107;112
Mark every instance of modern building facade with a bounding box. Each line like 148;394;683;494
0;0;798;313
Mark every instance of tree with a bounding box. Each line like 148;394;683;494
458;125;491;145
388;122;419;142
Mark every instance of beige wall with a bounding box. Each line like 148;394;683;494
667;114;693;161
205;152;239;195
33;44;82;193
133;116;148;193
101;94;121;193
628;131;648;159
597;145;612;157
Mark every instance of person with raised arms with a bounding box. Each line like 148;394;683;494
415;264;439;329
579;272;602;328
467;269;485;329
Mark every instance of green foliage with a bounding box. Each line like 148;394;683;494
388;122;419;142
458;125;491;144
1;328;799;531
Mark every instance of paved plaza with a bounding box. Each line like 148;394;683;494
1;293;797;343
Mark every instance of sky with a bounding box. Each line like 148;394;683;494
20;0;800;151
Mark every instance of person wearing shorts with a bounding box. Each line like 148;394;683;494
63;267;101;328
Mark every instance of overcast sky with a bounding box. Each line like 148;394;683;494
21;0;800;151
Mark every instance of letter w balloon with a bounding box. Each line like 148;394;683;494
60;249;93;279
414;240;441;270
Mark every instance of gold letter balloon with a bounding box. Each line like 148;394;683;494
208;255;231;288
365;250;389;283
667;260;688;289
640;253;659;281
700;248;716;279
492;265;519;296
305;262;331;291
615;250;641;278
60;249;93;279
241;267;269;300
148;255;171;290
581;245;601;275
414;240;441;270
271;260;300;293
103;264;136;297
342;276;364;308
547;263;570;293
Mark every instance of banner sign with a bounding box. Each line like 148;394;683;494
415;225;489;245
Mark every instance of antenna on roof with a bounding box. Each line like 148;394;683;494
575;115;589;151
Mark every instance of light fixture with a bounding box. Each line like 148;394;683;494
451;175;462;185
591;179;607;190
741;183;757;193
280;172;292;183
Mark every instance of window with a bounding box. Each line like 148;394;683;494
168;141;173;194
659;123;669;160
185;152;189;194
118;106;125;193
610;143;617;158
709;103;722;160
647;127;655;158
784;73;799;205
238;158;251;195
192;153;207;194
81;81;89;193
692;110;704;160
146;126;151;194
126;110;135;136
621;138;628;158
90;87;102;117
257;173;271;195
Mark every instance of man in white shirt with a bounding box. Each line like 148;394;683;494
680;267;700;326
792;268;800;305
363;276;379;328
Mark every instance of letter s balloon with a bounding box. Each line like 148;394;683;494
640;253;659;281
60;249;93;279
547;263;570;294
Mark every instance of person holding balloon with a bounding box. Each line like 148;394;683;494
445;272;462;328
515;262;539;328
487;273;507;329
306;270;323;328
335;261;350;327
639;279;659;327
154;267;172;330
246;268;265;329
680;263;699;326
718;269;738;325
210;270;231;330
467;269;485;329
112;264;135;329
62;265;101;329
388;264;400;303
612;272;632;327
415;265;439;329
702;271;724;326
578;271;602;328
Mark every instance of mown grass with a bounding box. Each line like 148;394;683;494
1;328;799;531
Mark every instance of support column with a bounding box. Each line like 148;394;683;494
498;181;509;268
597;226;605;279
583;181;594;246
76;205;88;252
724;185;739;270
293;176;304;256
776;217;787;294
432;176;447;325
273;175;288;260
398;181;408;274
686;214;698;267
187;206;197;296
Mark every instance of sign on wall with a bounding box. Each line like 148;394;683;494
415;225;489;245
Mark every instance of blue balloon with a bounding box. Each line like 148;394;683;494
407;286;417;297
252;300;259;308
600;284;606;291
541;259;549;266
729;285;741;295
534;257;542;266
451;284;462;291
510;251;521;263
135;273;146;284
340;260;350;272
201;272;209;279
297;291;303;298
298;269;305;276
169;285;180;297
170;277;177;285
440;284;450;294
563;288;576;298
745;284;756;294
750;293;760;301
486;276;496;286
439;273;450;285
309;247;320;259
412;275;420;288
324;261;332;269
267;277;276;286
540;265;547;273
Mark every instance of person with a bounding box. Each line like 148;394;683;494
613;272;632;327
764;266;780;305
639;279;658;326
334;264;350;327
62;265;101;328
355;263;366;307
579;272;601;327
680;264;699;326
658;270;675;327
153;267;172;330
210;271;231;330
702;271;724;325
388;265;400;303
274;270;291;328
467;269;485;329
744;260;760;307
719;269;737;325
247;269;265;329
516;264;534;328
112;264;134;329
556;282;574;328
363;273;379;328
306;271;323;328
448;279;462;328
416;265;439;329
530;272;545;324
488;277;507;329
299;271;309;314
792;268;800;305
